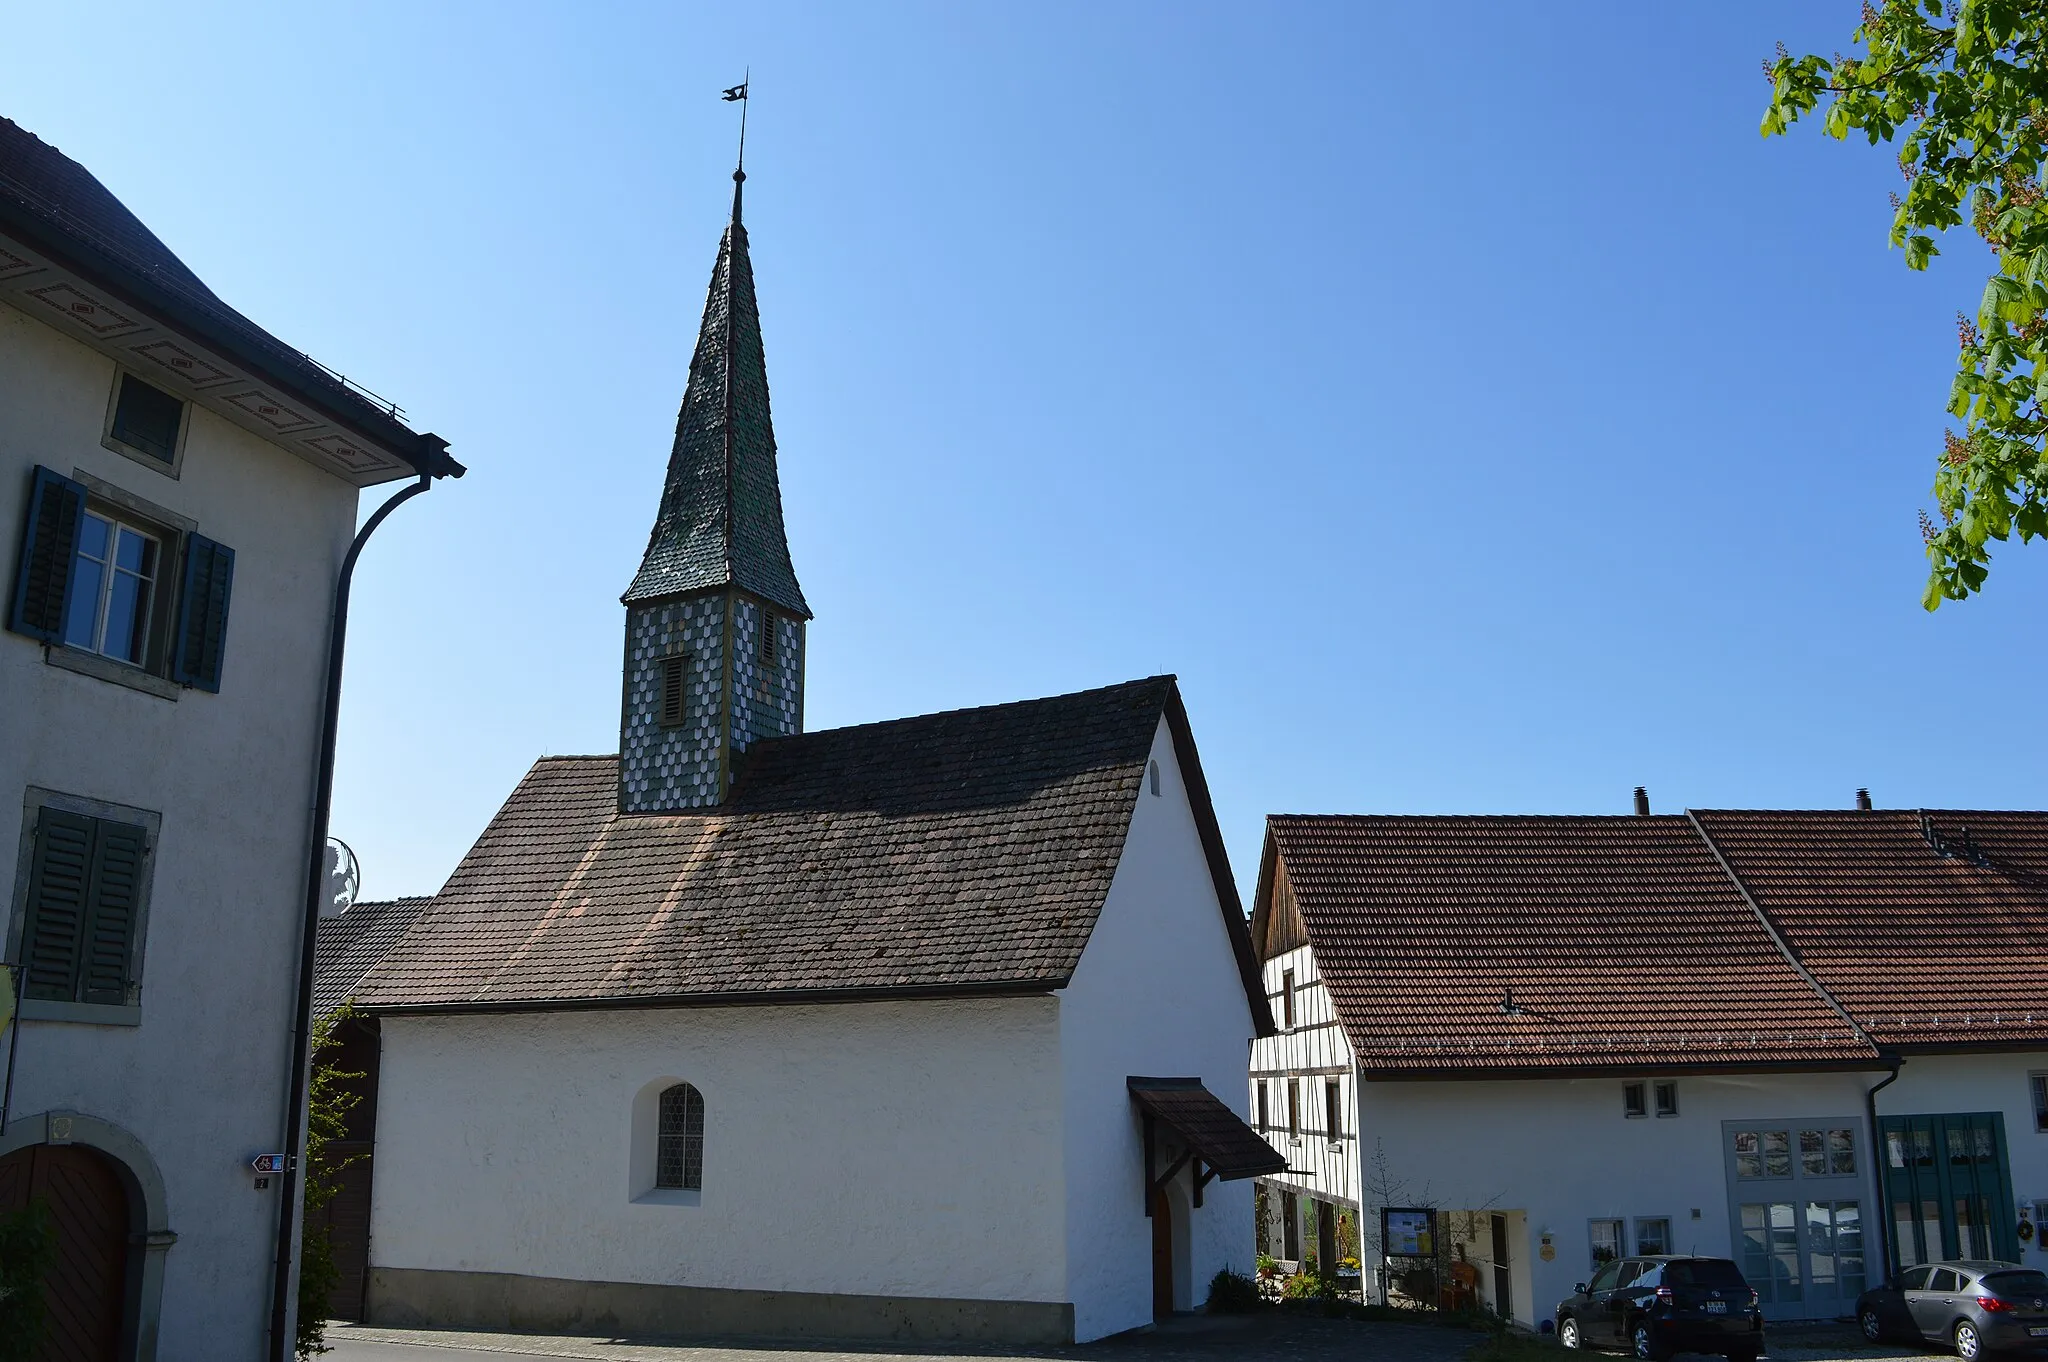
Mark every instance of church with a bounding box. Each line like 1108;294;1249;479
346;163;1280;1344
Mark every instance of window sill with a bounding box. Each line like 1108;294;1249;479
631;1188;702;1207
100;432;183;480
21;999;140;1027
46;646;179;701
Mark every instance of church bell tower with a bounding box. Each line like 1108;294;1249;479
620;167;810;812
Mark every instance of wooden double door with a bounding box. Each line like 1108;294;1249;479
0;1143;130;1362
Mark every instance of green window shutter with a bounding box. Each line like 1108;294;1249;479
80;820;147;1006
8;465;87;643
21;809;92;1002
170;534;235;692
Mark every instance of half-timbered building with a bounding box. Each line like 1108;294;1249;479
347;167;1280;1344
1248;801;2048;1329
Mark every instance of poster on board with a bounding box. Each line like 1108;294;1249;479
1382;1206;1435;1258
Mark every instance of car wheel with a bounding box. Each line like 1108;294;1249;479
1634;1321;1671;1361
1725;1349;1759;1362
1860;1307;1886;1342
1559;1317;1582;1350
1954;1319;1981;1361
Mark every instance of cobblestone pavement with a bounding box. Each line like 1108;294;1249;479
324;1314;1477;1362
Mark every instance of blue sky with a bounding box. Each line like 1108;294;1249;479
11;3;2046;904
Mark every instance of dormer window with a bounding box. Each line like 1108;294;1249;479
108;374;184;466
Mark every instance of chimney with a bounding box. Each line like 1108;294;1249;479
1856;787;1873;811
1632;786;1650;816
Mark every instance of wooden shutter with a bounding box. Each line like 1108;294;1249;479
81;820;146;1005
171;533;235;692
21;809;92;1001
8;465;86;643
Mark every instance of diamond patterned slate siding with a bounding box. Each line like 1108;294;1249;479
356;678;1184;1011
623;199;808;618
621;597;730;811
1693;808;2048;1049
1263;814;1878;1076
729;596;802;748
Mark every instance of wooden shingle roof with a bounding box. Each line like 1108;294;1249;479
357;677;1269;1025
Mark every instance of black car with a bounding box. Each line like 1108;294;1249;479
1856;1260;2048;1359
1556;1255;1764;1360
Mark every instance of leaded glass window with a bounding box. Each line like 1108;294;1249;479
656;1082;704;1190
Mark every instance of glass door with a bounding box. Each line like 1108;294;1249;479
1723;1120;1867;1321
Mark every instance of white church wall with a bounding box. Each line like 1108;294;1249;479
1057;716;1259;1342
370;995;1067;1308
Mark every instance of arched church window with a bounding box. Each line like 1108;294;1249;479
656;1082;704;1190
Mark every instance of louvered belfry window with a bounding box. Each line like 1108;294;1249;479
759;608;777;665
21;808;149;1006
656;1083;704;1190
658;654;687;729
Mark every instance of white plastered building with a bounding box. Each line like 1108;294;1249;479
0;115;457;1359
1248;807;2048;1330
346;173;1279;1345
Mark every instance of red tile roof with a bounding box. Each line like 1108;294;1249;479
1695;809;2048;1049
1263;815;1874;1076
1261;808;2048;1076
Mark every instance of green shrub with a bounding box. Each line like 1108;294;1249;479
1283;1270;1334;1300
0;1200;56;1362
1205;1267;1264;1314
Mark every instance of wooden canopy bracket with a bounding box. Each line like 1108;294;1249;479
1141;1111;1193;1215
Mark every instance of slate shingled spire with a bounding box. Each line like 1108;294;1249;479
618;169;809;813
624;169;809;616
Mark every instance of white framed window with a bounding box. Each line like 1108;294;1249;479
1281;969;1295;1028
1324;1079;1342;1145
1590;1217;1623;1269
1635;1216;1671;1255
64;510;161;666
1623;1081;1647;1118
103;371;187;474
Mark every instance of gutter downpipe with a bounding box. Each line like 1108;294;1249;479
1866;1056;1904;1283
267;465;440;1361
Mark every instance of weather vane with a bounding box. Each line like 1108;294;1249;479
723;71;749;176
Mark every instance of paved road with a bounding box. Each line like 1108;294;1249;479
322;1316;1960;1362
323;1315;1476;1362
